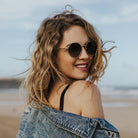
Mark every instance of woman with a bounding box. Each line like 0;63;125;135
17;8;120;138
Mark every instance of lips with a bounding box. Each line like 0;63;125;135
76;64;87;68
75;63;88;71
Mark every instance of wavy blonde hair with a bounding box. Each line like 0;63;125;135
24;9;115;108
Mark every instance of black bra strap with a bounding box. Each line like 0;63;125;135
59;84;70;111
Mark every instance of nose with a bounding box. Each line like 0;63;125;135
79;47;89;59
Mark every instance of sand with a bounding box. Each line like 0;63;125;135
102;96;138;138
0;91;138;138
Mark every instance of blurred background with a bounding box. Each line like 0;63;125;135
0;0;138;138
0;0;138;86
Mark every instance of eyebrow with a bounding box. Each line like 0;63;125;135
65;40;90;48
83;40;90;45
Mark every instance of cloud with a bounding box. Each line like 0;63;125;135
121;3;138;16
21;21;39;31
121;3;138;22
82;1;138;25
0;0;65;21
0;0;138;31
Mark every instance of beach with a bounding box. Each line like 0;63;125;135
0;88;138;138
0;88;26;138
102;96;138;138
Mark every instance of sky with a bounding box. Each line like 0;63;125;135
0;0;138;87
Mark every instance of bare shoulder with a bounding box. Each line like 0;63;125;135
69;80;104;119
70;80;99;98
68;80;93;98
70;80;91;93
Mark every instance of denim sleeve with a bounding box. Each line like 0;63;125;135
16;106;32;138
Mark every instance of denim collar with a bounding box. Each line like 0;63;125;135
40;105;119;138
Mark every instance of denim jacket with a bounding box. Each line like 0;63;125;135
17;105;120;138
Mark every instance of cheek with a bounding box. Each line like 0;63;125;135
56;52;75;70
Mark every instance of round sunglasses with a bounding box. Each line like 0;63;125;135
59;40;97;58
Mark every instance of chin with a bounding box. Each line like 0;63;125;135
73;75;88;80
66;73;88;81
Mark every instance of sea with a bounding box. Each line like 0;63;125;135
99;86;138;99
99;86;138;107
0;86;138;107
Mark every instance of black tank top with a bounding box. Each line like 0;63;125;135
59;84;70;111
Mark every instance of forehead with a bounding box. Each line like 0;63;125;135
60;25;89;47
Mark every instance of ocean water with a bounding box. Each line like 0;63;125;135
100;86;138;107
0;88;20;93
0;86;138;107
100;86;138;99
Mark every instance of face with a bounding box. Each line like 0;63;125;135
56;25;93;80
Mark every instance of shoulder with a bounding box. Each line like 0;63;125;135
69;80;99;98
69;80;104;119
67;80;92;100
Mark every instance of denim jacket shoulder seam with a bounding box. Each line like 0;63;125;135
41;110;95;137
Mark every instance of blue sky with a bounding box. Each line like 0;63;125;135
0;0;138;87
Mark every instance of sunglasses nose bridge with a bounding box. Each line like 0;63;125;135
82;45;87;50
79;45;89;58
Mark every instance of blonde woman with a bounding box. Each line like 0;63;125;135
17;8;120;138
